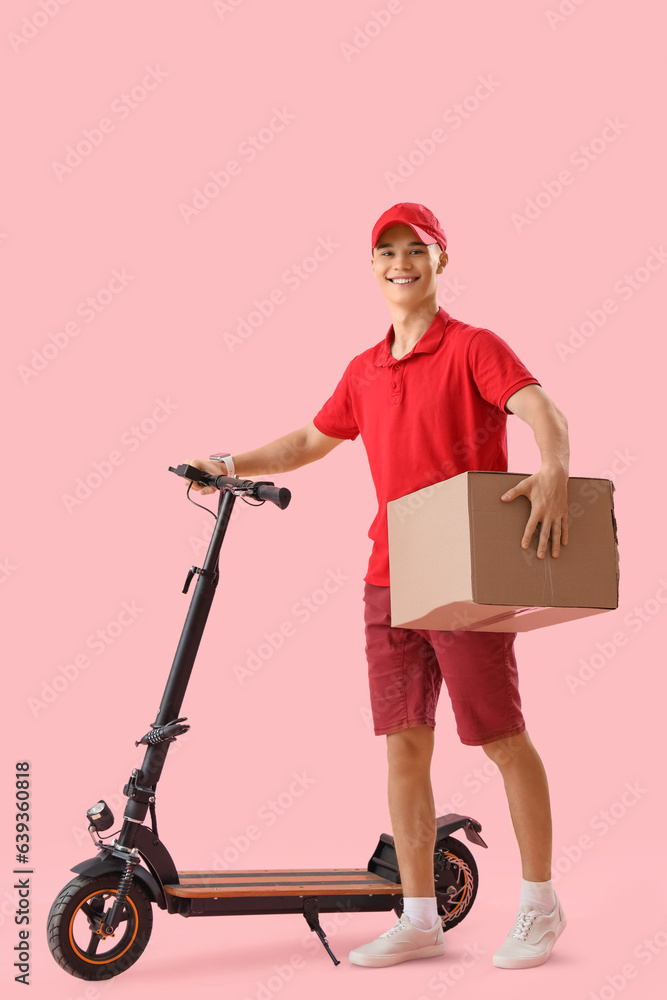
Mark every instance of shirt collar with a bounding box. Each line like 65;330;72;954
373;306;450;367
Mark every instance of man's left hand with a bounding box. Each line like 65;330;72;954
500;466;569;558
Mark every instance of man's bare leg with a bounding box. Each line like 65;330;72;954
386;727;552;888
481;730;552;881
481;730;566;968
386;724;437;896
348;723;446;965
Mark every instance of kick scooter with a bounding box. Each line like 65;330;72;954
47;464;488;980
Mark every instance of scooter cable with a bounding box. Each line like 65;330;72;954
184;481;218;520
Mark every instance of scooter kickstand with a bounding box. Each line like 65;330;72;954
303;898;340;966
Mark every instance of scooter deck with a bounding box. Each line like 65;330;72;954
164;868;402;899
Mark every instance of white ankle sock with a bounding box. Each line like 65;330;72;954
520;878;556;915
402;896;439;930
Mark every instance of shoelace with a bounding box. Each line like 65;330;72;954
379;916;410;939
511;909;539;941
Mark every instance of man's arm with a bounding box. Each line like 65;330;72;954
500;384;570;559
186;421;346;495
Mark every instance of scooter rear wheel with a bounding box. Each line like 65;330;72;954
433;835;479;930
47;874;153;980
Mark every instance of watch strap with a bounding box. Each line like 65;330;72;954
209;452;235;477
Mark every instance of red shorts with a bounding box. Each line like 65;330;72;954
364;582;525;746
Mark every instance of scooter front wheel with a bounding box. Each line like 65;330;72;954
47;874;153;980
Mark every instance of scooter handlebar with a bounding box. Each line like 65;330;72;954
169;464;291;510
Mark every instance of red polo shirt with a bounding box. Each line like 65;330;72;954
312;306;541;586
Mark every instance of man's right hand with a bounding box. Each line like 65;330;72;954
183;457;228;496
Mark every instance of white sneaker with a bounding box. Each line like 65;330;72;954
349;912;446;968
493;893;566;969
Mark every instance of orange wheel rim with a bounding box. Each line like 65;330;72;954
68;889;139;965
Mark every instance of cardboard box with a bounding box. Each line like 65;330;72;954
387;471;619;632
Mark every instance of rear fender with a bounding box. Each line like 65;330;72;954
435;813;488;849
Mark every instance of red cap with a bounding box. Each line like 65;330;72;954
372;202;447;253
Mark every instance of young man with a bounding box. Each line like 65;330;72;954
186;202;570;970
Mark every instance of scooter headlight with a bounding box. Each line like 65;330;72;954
86;800;114;832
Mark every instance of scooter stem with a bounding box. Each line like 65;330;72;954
154;486;236;730
121;487;237;830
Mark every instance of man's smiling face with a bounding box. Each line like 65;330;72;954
371;224;448;306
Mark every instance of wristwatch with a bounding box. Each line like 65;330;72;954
209;452;235;477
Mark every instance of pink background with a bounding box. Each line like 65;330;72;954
3;1;666;998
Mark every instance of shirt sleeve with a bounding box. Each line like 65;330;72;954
467;329;541;414
312;360;360;441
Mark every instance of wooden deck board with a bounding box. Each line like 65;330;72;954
164;868;402;898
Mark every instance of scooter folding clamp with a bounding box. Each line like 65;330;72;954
182;564;216;594
123;769;156;806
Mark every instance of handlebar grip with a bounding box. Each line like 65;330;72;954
255;484;291;509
